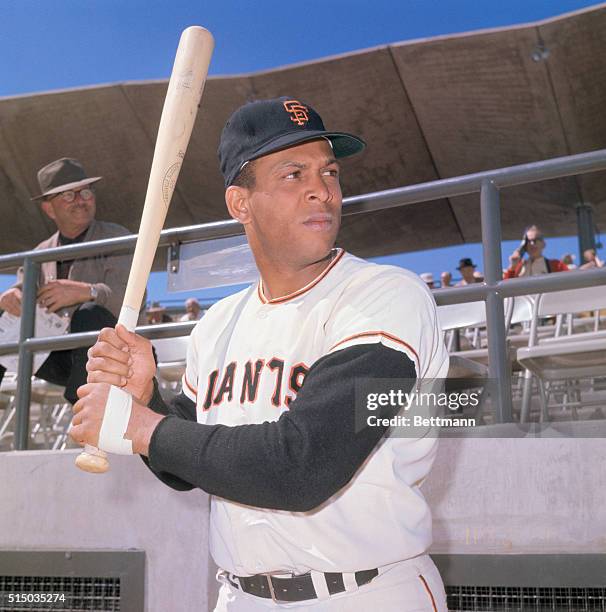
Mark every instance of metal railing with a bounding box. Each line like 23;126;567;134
2;148;606;449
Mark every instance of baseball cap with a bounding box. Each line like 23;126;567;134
218;97;366;187
31;158;102;201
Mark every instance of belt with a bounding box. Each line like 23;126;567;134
228;568;379;603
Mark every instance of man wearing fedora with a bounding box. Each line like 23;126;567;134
0;157;138;404
146;301;173;325
455;257;480;286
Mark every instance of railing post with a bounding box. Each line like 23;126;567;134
480;180;513;422
14;257;39;450
575;202;596;262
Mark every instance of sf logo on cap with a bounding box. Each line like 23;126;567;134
283;100;309;126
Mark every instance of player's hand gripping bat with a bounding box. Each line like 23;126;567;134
75;26;214;473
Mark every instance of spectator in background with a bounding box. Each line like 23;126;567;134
420;272;435;289
455;258;480;286
0;157;141;404
147;302;172;325
440;271;452;288
561;253;577;270
473;270;484;283
180;297;203;321
580;248;604;270
504;225;568;279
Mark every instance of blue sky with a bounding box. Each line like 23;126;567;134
0;0;600;301
2;0;601;95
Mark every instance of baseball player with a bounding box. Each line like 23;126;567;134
72;97;449;610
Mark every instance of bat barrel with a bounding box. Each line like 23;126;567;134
122;26;214;312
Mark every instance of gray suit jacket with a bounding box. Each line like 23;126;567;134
15;219;144;321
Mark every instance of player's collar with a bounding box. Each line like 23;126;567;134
257;248;345;305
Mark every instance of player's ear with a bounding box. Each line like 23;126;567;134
225;186;251;224
40;200;56;221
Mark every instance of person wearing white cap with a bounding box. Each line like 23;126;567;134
419;272;435;289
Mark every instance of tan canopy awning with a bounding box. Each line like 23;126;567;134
0;4;604;265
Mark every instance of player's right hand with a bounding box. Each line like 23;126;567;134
0;287;22;317
86;324;157;405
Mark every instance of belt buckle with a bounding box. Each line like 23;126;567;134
266;575;278;603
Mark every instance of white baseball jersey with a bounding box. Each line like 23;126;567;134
180;249;449;576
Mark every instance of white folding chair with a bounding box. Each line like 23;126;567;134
153;336;189;391
438;296;541;423
517;285;606;421
438;300;487;352
439;297;532;369
0;374;70;450
437;300;489;407
0;372;18;450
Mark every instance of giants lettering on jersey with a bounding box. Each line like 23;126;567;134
202;359;310;410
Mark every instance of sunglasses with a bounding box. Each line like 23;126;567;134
52;188;95;203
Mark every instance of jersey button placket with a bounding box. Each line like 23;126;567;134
257;304;271;320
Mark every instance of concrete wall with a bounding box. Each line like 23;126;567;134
0;450;212;612
423;435;606;555
2;435;605;611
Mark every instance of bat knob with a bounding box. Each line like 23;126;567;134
75;448;110;474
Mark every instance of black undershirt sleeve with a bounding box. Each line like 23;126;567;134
145;343;416;511
140;381;198;491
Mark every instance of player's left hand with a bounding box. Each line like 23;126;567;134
70;382;109;448
37;279;92;312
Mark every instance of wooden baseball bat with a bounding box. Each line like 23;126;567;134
75;26;214;473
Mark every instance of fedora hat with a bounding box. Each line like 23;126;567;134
31;157;102;201
147;301;166;313
456;257;477;270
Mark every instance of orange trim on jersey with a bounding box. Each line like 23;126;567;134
418;575;438;612
329;330;420;371
183;373;198;397
258;249;345;305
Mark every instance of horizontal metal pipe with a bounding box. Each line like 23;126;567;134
2;149;606;270
343;149;606;215
2;267;603;355
0;322;196;356
0;342;19;356
432;285;489;305
0;219;243;270
494;267;606;298
429;267;606;305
